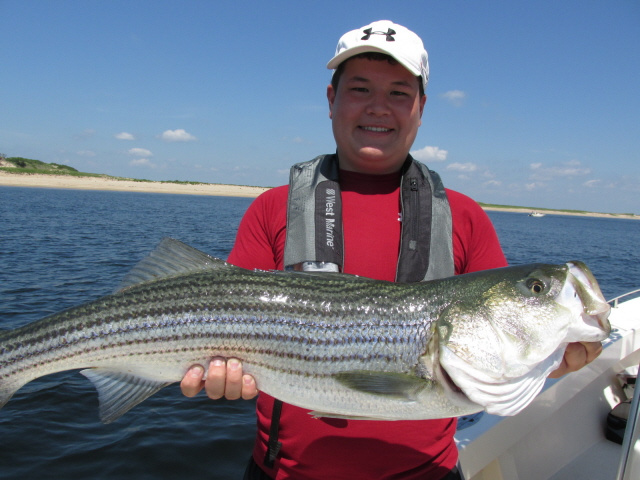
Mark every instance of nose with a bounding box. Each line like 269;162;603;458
366;91;391;116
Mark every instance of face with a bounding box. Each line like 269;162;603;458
327;57;426;174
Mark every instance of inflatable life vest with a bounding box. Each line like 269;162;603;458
283;153;454;281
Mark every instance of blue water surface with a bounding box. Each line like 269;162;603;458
1;187;256;480
0;186;638;479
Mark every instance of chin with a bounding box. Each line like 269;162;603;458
355;151;405;173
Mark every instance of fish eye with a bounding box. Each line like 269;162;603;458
527;279;546;295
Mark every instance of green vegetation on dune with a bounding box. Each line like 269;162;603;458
0;156;205;185
2;157;81;174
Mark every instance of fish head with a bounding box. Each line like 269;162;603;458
431;262;611;416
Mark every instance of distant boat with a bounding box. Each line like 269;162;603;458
529;211;545;217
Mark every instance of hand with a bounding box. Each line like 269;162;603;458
180;357;258;400
548;341;603;378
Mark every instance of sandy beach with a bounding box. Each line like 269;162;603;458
0;171;270;198
1;171;637;220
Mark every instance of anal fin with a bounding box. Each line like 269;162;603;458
80;368;171;424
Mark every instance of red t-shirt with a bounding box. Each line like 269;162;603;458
227;170;507;480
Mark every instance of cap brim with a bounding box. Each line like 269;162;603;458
326;46;421;77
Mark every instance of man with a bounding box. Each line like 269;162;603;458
181;20;602;479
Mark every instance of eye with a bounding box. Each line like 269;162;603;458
526;279;546;295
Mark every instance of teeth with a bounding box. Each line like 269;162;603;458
362;126;390;132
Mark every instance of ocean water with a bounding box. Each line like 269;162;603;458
0;186;638;479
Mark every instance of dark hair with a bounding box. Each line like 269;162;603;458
330;52;425;97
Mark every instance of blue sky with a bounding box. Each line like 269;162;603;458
2;1;639;214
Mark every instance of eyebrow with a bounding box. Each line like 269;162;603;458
347;75;414;88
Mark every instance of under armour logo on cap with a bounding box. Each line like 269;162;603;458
361;27;396;41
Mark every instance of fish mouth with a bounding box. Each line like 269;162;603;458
565;261;611;338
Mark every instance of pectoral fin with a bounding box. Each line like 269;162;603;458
334;371;427;401
80;368;171;424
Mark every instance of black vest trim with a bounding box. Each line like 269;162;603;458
263;399;283;468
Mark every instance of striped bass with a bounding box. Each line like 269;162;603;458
0;238;611;424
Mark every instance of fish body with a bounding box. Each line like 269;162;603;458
0;238;610;423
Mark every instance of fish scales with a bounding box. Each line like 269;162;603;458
1;267;434;389
0;238;611;423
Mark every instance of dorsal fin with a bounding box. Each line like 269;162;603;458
117;237;230;291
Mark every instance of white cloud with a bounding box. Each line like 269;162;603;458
128;147;153;157
76;150;96;157
115;132;135;140
161;129;197;142
129;158;156;168
557;165;591;176
74;129;96;140
440;90;467;106
447;162;477;173
281;136;306;144
529;160;591;181
410;145;448;162
483;179;502;188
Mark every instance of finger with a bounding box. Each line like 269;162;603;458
204;358;227;399
563;342;587;373
224;358;244;400
582;341;603;364
242;374;259;400
548;343;585;378
180;364;205;397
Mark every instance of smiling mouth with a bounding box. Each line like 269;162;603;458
360;126;392;133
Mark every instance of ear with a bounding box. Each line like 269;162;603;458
327;84;336;119
419;94;427;118
418;94;427;126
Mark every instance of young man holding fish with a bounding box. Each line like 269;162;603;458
181;20;602;480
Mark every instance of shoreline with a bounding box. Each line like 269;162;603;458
1;171;637;220
479;206;638;220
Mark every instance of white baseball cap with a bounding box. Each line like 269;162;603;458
327;20;429;91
